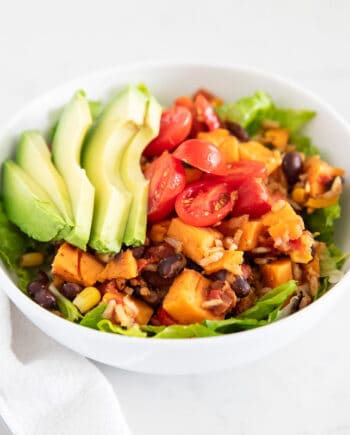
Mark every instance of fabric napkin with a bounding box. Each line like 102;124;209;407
0;290;130;435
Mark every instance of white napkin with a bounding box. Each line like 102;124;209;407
0;290;130;435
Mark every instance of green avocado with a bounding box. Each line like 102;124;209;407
82;86;148;253
121;94;161;246
16;131;74;226
52;91;94;250
2;160;69;241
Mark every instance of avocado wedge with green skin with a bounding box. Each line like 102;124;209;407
16;131;74;226
2;160;69;241
121;95;162;246
52;91;94;251
82;86;148;253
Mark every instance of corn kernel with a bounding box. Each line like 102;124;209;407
291;187;306;204
19;252;44;268
73;286;101;313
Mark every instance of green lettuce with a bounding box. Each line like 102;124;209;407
204;317;264;334
141;323;219;338
303;203;341;245
80;303;107;329
291;135;319;157
49;284;82;322
97;319;147;337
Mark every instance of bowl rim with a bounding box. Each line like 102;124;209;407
0;60;349;346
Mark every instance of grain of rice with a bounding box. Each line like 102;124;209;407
103;300;116;320
164;236;183;252
232;229;243;246
251;246;271;254
202;299;222;308
199;251;224;267
271;199;286;213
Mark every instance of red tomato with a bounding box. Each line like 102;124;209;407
175;180;234;226
194;94;221;131
144;152;186;223
204;160;268;188
173;139;227;175
157;307;176;326
232;178;271;218
175;96;207;137
143;106;192;157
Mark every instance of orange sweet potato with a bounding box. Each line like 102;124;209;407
124;295;154;325
167;218;223;264
262;201;304;242
198;129;239;163
264;128;289;151
98;249;138;282
52;242;104;287
238;220;264;251
163;269;223;324
305;156;344;197
260;258;293;288
239;141;281;175
203;250;243;275
149;220;171;243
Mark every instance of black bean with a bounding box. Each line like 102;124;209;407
33;288;57;309
157;253;186;279
27;279;48;298
61;282;82;300
142;271;173;290
131;245;146;259
225;121;249;142
209;269;228;281
282;152;303;185
232;275;251;298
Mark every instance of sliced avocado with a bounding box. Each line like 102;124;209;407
52;91;94;250
121;95;161;246
16;131;74;226
2;160;69;241
82;86;148;253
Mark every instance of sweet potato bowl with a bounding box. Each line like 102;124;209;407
0;63;349;375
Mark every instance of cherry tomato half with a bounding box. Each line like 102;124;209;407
173;139;227;175
157;307;176;326
204;160;268;189
194;94;221;131
143;106;192;157
232;177;271;218
144;152;186;223
175;180;234;226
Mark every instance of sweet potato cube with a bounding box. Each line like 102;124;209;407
52;243;80;284
204;250;243;275
217;215;249;236
163;269;223;324
198;130;239;163
124;295;154;325
264;128;289;151
289;231;313;264
260;258;293;288
238;220;264;251
52;242;104;287
306;156;344;196
149;220;171;243
239;141;281;175
98;249;138;281
167;218;223;264
262;201;304;242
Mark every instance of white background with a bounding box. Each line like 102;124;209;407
1;0;350;434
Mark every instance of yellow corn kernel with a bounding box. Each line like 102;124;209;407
291;187;307;204
19;252;44;268
73;286;101;313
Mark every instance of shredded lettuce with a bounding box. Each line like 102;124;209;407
97;319;147;337
141;323;220;338
80;303;107;329
304;203;341;245
49;284;82;322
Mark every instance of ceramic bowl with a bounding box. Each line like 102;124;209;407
0;63;349;374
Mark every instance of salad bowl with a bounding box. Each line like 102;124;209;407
0;62;349;375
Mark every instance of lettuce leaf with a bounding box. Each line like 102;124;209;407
290;134;319;157
80;303;107;329
204;317;264;334
266;107;316;134
97;319;147;337
49;284;82;322
303;203;341;245
141;323;219;338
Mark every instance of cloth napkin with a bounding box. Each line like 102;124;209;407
0;290;130;435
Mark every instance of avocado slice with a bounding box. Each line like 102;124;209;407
16;131;74;226
52;91;94;250
82;86;148;253
2;160;69;241
121;95;161;246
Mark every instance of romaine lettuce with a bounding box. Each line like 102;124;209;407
80;303;107;329
97;319;147;337
49;284;82;322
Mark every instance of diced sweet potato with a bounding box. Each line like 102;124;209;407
167;218;223;264
163;269;223;324
264;128;289;151
217;215;249;237
260;258;293;288
98;250;138;282
124;295;154;325
52;243;104;287
204;250;243;275
198;129;239;163
238;220;264;251
239;141;281;175
289;231;313;263
305;156;344;197
149;220;171;243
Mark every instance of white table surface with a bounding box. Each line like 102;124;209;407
1;1;350;434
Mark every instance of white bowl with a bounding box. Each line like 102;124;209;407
0;63;349;375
